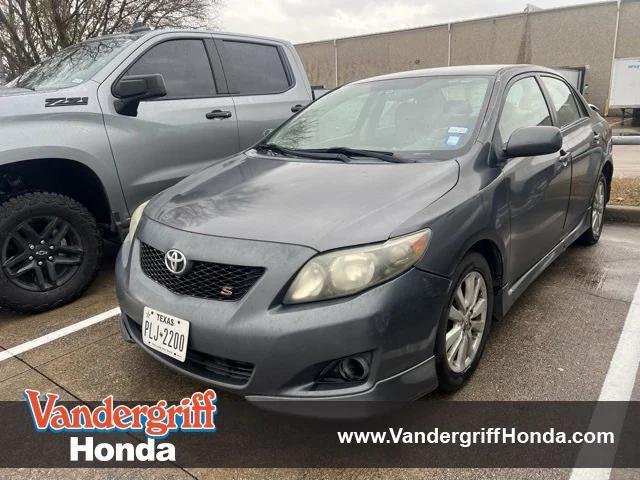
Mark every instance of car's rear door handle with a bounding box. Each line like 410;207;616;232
592;131;601;146
206;109;232;119
291;104;304;113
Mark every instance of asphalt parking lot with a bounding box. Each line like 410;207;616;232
0;218;639;480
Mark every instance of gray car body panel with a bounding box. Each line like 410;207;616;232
0;28;313;227
116;64;612;405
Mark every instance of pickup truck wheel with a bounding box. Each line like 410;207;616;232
0;192;102;313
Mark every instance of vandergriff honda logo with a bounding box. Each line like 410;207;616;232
23;389;217;462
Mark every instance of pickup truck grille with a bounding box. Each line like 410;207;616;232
139;242;265;301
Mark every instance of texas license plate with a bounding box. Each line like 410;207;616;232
142;307;190;362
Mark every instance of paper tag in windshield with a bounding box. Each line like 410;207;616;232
446;135;461;146
448;126;468;134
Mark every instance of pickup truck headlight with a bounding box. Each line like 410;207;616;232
284;229;431;304
125;201;149;242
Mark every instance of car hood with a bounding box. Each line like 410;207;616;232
0;86;35;96
148;151;459;252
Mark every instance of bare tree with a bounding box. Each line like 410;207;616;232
0;0;222;80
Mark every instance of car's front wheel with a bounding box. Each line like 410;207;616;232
435;252;494;392
0;192;103;313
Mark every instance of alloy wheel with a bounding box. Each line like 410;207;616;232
591;179;605;235
1;216;84;292
446;271;488;373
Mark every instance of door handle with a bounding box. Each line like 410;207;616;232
291;104;304;113
206;109;232;119
592;132;601;146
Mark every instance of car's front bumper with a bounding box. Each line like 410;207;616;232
116;217;450;406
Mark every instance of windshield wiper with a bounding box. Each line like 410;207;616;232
300;147;416;163
255;143;351;163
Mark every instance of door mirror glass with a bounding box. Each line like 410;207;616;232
505;126;563;158
113;74;166;116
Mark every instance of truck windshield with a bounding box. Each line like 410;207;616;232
268;75;493;161
7;35;140;91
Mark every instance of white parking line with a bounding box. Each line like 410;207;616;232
569;278;640;480
0;307;121;363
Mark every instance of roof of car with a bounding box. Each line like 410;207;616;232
85;28;293;46
352;64;559;83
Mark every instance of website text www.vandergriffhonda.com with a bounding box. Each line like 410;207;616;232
336;427;615;447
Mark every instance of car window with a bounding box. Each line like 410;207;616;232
268;75;493;160
541;76;583;128
126;39;216;99
315;92;368;139
221;41;291;95
498;77;552;142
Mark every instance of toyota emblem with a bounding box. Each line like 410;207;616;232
164;249;189;275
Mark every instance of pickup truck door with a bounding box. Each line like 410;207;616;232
214;37;312;149
98;34;240;213
498;75;572;283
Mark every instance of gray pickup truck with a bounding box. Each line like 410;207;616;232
0;26;313;313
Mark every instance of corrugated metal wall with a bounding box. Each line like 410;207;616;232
296;0;637;112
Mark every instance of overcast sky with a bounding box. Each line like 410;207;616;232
219;0;601;43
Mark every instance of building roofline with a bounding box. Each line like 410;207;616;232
294;0;617;47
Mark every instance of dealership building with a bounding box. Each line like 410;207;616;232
295;0;640;114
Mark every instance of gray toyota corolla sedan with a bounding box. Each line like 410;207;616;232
116;65;612;408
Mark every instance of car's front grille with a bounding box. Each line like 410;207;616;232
139;242;265;301
126;317;254;386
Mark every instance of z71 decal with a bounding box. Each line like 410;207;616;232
45;97;89;107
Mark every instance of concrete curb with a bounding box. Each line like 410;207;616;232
606;205;640;224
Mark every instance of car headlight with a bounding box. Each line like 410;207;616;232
284;229;431;304
125;200;149;242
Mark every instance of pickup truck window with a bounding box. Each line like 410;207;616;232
221;41;291;95
126;39;216;99
7;36;138;90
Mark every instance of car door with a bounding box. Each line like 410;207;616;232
497;75;572;282
99;34;240;212
215;37;311;149
539;75;601;231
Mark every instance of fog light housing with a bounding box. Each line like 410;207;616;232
338;356;370;382
316;352;372;386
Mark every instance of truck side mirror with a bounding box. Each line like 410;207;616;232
113;74;167;116
504;126;563;158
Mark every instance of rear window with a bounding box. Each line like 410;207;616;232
221;41;291;95
541;76;583;128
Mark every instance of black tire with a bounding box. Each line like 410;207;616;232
577;173;607;246
0;192;103;313
435;252;494;392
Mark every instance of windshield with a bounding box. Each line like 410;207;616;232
7;35;140;91
268;75;493;160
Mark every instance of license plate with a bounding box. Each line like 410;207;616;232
142;307;190;362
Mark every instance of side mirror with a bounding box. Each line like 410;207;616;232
113;74;167;116
504;126;563;158
588;103;600;114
